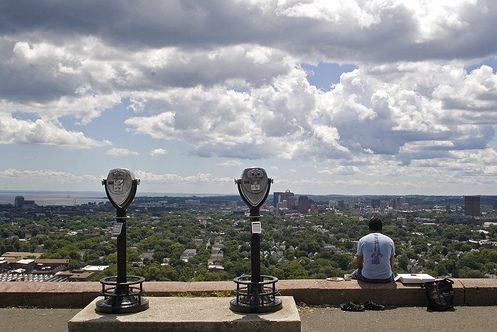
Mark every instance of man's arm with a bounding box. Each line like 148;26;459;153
356;255;364;268
390;241;396;268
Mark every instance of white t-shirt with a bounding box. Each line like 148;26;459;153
356;232;395;280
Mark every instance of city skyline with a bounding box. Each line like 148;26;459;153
1;1;497;195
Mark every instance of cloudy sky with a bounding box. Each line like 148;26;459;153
1;0;497;195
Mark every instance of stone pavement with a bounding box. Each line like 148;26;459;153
2;305;497;332
299;305;497;332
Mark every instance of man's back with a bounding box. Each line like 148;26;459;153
357;232;395;280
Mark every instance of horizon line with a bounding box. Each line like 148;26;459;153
0;189;491;198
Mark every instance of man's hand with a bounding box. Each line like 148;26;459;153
356;255;364;268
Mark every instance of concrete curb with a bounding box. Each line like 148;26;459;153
0;278;495;308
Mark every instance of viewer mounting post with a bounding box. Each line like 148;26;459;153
96;168;149;314
230;167;282;313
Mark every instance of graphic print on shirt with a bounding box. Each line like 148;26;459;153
371;235;383;264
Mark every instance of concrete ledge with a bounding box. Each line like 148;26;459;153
458;278;497;306
68;296;301;332
277;279;466;306
0;282;99;308
1;279;496;308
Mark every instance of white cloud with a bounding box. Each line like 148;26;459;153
323;62;497;160
0;113;107;148
219;160;243;167
106;148;139;156
3;1;495;62
1;1;497;194
0;168;99;182
150;148;168;157
318;166;361;176
124;60;497;168
125;68;350;160
134;170;232;184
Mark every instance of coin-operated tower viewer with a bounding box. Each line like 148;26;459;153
96;168;149;314
230;167;282;313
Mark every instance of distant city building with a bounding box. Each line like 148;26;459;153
226;201;238;209
13;196;36;209
209;242;224;264
0;252;43;263
81;265;109;272
197;217;209;226
371;199;381;209
207;264;225;272
34;259;69;273
390;197;403;209
273;192;282;207
274;190;312;213
55;270;95;282
180;249;197;262
185;199;200;206
0;258;7;272
14;196;24;209
0;253;70;278
464;196;481;217
273;190;294;207
287;196;298;210
12;259;35;273
297;195;310;214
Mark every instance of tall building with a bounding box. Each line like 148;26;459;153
371;199;381;209
297;195;310;214
273;190;294;207
14;196;24;209
273;192;281;207
464;196;480;217
287;196;298;210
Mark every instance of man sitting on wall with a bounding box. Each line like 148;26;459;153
351;216;396;283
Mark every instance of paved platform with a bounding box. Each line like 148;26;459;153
68;296;301;332
299;305;497;332
2;305;497;332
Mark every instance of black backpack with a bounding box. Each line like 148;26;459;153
424;278;455;311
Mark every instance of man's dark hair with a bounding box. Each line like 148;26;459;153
369;216;382;231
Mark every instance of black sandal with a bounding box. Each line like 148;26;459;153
363;301;385;310
340;301;365;312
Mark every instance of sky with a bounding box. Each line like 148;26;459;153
1;0;497;196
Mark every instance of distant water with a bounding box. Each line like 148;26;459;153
0;191;107;206
0;191;225;206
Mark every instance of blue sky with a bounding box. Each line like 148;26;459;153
1;1;497;195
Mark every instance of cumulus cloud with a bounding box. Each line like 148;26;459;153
0;113;107;148
125;68;350;160
150;148;168;157
1;1;496;62
106;148;139;156
323;62;497;162
1;1;497;193
135;170;232;184
319;166;361;176
124;60;497;167
0;168;99;182
219;160;243;167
